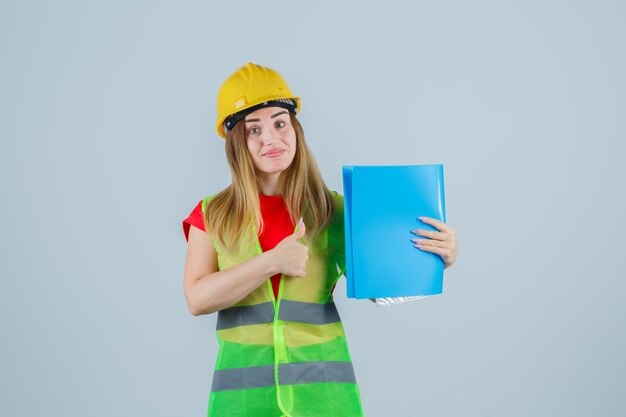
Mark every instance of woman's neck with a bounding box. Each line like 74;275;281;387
257;172;280;196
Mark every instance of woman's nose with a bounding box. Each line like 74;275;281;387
260;128;277;145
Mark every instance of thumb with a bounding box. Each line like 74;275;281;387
293;217;306;239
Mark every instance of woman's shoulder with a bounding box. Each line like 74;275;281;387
329;190;344;201
201;190;344;211
200;187;235;213
200;193;221;214
329;190;344;211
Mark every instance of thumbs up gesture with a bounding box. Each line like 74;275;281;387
269;217;309;278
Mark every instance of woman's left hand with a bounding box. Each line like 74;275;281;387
411;217;458;269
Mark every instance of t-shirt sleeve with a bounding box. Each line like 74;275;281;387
182;200;205;242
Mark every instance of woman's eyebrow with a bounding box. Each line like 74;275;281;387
271;111;288;119
245;110;288;123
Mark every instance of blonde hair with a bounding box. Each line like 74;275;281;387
205;113;335;254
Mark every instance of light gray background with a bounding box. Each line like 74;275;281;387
1;1;625;416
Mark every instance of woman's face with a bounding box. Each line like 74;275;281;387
243;106;297;177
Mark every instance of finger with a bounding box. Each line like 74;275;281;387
418;216;451;233
413;240;450;261
411;238;447;249
413;241;450;258
410;228;445;241
293;217;306;239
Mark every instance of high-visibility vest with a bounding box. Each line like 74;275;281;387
201;191;364;417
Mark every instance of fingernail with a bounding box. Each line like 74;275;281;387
299;217;303;226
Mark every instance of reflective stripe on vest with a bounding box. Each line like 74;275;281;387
211;361;357;392
216;300;341;330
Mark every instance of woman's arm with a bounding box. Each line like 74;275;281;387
183;221;308;316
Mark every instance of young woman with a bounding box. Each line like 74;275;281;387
182;63;458;417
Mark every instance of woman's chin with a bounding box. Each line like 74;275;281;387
256;164;290;176
258;160;294;174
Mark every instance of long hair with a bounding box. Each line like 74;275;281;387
204;113;335;254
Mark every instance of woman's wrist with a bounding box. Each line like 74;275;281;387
259;250;280;277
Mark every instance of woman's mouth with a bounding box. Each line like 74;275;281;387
263;149;285;158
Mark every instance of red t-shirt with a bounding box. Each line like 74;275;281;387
182;195;335;300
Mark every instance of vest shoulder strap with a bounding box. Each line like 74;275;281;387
328;191;346;276
201;193;219;215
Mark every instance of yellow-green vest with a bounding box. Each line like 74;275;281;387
201;191;364;417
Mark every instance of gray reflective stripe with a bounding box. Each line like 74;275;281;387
216;302;274;330
278;300;341;325
280;361;357;385
211;361;356;392
216;300;341;330
211;365;275;392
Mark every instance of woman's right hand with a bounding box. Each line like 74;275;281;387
269;218;309;277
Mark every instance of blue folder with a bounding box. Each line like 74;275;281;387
342;165;447;299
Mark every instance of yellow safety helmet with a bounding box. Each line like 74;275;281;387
215;62;301;139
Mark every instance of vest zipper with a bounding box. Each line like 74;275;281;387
252;220;298;417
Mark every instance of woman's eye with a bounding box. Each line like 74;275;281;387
248;127;260;135
275;120;286;128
